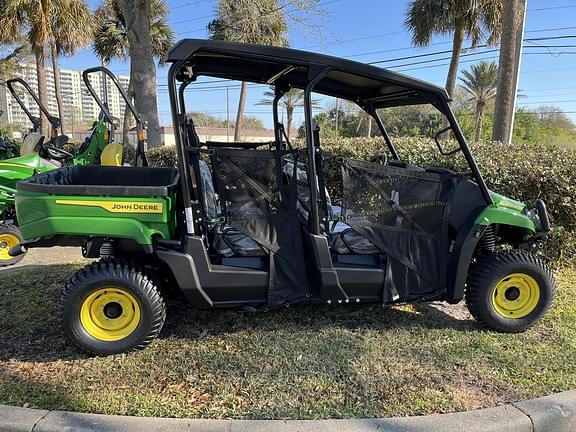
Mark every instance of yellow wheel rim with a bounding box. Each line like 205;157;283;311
80;287;141;341
0;233;19;261
492;273;540;319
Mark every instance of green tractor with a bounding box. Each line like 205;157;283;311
0;109;20;160
11;41;554;356
0;68;135;267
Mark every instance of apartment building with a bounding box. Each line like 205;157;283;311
0;63;129;129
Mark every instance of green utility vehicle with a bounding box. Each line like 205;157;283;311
0;68;147;266
12;40;554;356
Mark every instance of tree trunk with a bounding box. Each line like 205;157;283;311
492;0;524;144
286;106;293;140
234;81;248;142
474;100;484;142
117;0;161;148
51;44;66;135
445;23;466;98
34;48;50;135
123;78;134;145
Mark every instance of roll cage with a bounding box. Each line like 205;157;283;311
6;78;62;139
165;39;493;236
82;66;148;167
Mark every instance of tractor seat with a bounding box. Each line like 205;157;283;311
20;132;44;156
198;160;267;257
101;143;124;167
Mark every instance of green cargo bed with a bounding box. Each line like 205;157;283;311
15;166;179;245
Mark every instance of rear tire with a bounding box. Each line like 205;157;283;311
59;260;166;355
466;251;555;333
0;223;24;267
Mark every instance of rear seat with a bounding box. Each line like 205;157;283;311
199;160;267;257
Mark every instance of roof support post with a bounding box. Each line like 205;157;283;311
304;66;332;235
440;99;492;205
168;62;196;234
365;105;400;161
272;87;285;150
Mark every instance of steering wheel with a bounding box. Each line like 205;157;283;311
370;154;388;165
40;135;73;161
44;142;74;161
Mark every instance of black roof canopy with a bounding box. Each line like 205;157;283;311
166;39;450;108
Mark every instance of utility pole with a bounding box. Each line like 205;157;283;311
492;0;527;144
335;98;339;136
226;85;230;142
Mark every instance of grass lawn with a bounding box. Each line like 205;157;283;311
0;264;575;419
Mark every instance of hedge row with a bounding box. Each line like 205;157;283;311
128;138;576;264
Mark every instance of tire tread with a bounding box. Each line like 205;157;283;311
59;259;166;354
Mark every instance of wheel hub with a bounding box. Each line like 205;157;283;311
0;233;19;261
492;273;540;319
80;288;141;341
504;286;521;301
103;302;123;319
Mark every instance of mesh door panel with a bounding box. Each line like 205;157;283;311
340;158;457;299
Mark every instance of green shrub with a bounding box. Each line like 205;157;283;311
137;139;576;264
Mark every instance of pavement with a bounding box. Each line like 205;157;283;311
0;390;575;432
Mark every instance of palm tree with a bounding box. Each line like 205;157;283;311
405;0;503;98
0;0;94;134
208;0;289;142
109;0;172;148
257;88;321;139
492;0;526;144
459;61;498;142
94;0;173;145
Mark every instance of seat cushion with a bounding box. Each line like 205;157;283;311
328;221;380;255
212;224;267;257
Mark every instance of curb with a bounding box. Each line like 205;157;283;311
1;390;574;432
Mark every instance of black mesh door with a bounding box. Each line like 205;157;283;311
210;148;309;306
340;158;458;301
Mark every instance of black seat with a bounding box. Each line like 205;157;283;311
282;161;379;255
199;160;267;257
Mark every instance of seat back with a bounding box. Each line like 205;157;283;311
100;143;123;166
20;133;44;156
198;160;217;220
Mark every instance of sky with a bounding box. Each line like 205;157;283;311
56;0;576;129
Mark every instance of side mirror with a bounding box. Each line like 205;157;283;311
434;127;461;156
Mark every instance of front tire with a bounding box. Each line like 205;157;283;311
466;251;555;333
0;223;25;267
59;260;166;355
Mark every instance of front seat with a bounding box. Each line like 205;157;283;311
19;132;44;156
100;143;124;167
282;161;379;255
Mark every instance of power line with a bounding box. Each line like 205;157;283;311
527;5;576;12
171;0;344;30
520;99;576;105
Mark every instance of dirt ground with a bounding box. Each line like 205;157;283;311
0;247;90;275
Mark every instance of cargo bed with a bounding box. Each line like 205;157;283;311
15;166;179;246
18;165;179;196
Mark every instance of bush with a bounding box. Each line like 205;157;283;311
137;139;576;264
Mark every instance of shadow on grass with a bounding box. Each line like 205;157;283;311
0;366;75;411
1;263;477;364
